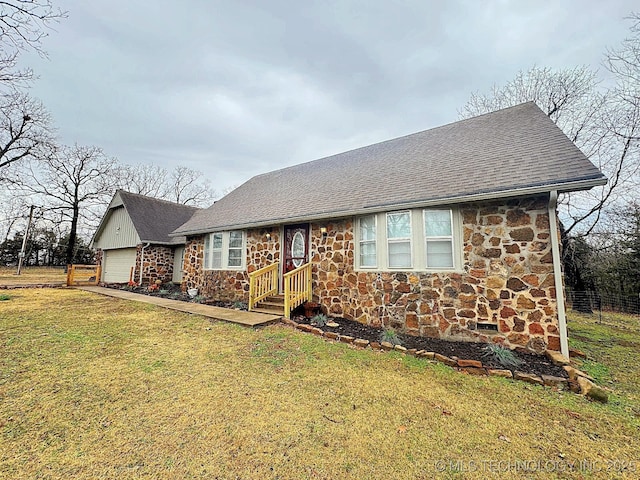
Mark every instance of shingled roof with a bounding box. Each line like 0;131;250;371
96;190;199;245
174;102;606;236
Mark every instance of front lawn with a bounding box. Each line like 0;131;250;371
1;289;638;479
0;266;67;286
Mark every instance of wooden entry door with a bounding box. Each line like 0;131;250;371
283;224;309;276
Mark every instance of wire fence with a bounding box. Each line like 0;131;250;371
566;289;640;331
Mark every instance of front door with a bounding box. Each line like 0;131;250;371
283;224;309;278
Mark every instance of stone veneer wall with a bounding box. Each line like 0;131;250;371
311;196;560;352
182;230;279;301
181;195;562;352
135;245;175;285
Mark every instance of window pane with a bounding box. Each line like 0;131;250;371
388;241;411;268
228;249;241;267
204;234;211;268
229;231;242;248
425;210;452;237
212;250;222;269
212;233;223;249
426;240;453;268
360;215;376;241
360;241;376;267
387;212;411;238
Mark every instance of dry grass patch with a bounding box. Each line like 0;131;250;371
1;289;639;479
0;266;67;286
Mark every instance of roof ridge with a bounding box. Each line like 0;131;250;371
117;189;201;210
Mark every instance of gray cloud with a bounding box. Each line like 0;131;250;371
21;0;638;194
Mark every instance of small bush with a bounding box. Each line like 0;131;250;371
311;313;328;327
192;295;206;303
233;301;247;310
0;293;11;301
380;327;402;346
481;344;521;369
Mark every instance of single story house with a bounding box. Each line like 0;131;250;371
91;190;199;284
171;102;606;357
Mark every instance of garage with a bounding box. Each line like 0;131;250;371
102;248;137;283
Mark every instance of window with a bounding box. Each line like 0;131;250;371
359;215;377;267
424;210;454;268
203;231;245;270
355;208;460;271
387;212;412;268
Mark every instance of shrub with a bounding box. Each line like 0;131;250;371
233;301;247;310
0;293;11;301
311;313;328;327
380;327;402;346
481;344;521;369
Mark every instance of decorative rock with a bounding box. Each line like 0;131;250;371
326;321;339;327
563;366;594;382
370;342;381;350
353;338;369;348
577;377;609;403
394;345;407;352
407;348;418;356
460;367;487;376
310;327;324;336
380;341;394;351
281;318;298;327
541;374;568;388
324;331;339;340
415;350;426;356
569;348;587;359
434;353;457;367
514;371;544;385
340;335;354;344
488;369;513;378
546;350;571;366
457;359;483;368
296;324;313;332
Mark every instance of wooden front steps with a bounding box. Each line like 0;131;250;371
252;294;285;315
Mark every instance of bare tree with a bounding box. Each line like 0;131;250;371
0;91;54;179
115;163;216;207
460;62;639;236
23;144;118;264
0;0;67;90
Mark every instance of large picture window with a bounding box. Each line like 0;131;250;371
203;231;245;270
355;208;460;271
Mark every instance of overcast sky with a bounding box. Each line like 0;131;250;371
22;0;638;195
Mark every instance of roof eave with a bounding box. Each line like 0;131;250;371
170;176;607;237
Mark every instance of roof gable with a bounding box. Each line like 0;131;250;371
94;191;200;246
174;102;606;235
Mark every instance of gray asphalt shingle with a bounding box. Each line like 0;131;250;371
174;102;606;235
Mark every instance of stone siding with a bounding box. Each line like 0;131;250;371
135;245;175;285
182;195;562;352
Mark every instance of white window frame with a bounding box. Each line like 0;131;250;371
358;215;377;268
423;209;454;269
386;211;413;269
203;231;246;270
355;208;462;272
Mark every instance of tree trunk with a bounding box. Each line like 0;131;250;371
66;205;79;265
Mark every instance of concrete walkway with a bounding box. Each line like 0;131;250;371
78;286;282;327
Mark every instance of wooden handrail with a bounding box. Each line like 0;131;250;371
283;262;312;319
248;262;279;311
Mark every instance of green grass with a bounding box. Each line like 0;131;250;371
1;289;639;479
568;310;640;420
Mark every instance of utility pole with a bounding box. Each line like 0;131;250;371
16;205;35;275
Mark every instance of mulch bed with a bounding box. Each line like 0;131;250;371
294;314;567;379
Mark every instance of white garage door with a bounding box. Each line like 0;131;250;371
102;248;137;283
